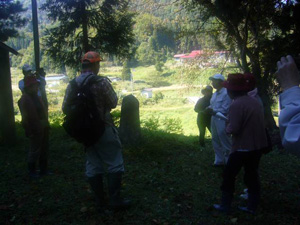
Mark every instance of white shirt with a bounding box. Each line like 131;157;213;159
279;86;300;158
210;87;232;115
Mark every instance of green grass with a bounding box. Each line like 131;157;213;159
1;124;300;225
5;65;297;224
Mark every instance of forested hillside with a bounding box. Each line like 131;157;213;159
6;0;215;74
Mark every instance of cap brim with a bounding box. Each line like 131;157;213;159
210;77;224;81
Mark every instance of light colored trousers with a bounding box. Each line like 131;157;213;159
211;116;232;165
85;125;125;178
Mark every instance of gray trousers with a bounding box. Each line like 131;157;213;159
211;116;231;165
85;126;125;177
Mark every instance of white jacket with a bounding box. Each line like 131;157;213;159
279;86;300;158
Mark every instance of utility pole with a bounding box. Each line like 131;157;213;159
31;0;48;110
31;0;40;71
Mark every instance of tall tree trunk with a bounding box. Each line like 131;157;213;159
251;54;277;130
0;49;16;144
81;1;89;52
31;0;40;71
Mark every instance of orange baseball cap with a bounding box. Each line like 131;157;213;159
81;51;102;63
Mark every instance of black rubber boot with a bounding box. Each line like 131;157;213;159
107;172;131;210
88;174;105;212
28;163;39;179
238;193;259;214
213;191;233;214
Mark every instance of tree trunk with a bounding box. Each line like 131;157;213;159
0;49;16;144
258;79;278;130
81;1;89;53
245;49;277;130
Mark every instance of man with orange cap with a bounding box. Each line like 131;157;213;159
62;51;130;212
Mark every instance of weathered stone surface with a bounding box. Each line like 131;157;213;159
119;94;141;145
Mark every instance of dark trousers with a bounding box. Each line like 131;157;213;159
221;150;262;195
28;128;49;164
197;116;211;146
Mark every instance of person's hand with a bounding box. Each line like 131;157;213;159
37;68;46;77
276;55;300;91
204;107;214;115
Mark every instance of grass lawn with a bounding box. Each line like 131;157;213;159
5;66;296;224
1;124;300;225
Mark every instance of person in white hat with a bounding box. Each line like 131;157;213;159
205;74;232;166
19;65;47;103
19;64;33;93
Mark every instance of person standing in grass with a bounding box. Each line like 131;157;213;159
18;76;50;178
194;85;213;147
62;51;131;212
205;74;232;166
213;74;268;214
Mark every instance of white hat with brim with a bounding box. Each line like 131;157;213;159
209;74;225;81
22;64;32;72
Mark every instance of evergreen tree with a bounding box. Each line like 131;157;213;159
0;0;27;42
41;0;135;69
122;60;131;81
155;52;164;72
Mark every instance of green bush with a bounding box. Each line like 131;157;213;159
49;97;59;106
153;92;164;103
111;109;121;127
161;117;183;134
141;116;160;131
48;111;64;127
122;61;131;81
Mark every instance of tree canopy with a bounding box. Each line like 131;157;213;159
41;0;135;69
181;0;300;128
0;0;27;42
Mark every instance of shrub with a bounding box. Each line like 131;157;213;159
141;116;160;131
49;98;59;106
48;111;64;127
153;92;164;103
161;117;183;134
122;61;131;81
111;109;121;127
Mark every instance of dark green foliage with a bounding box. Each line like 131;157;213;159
134;13;176;65
155;52;164;72
182;0;300;129
41;0;135;69
122;60;131;81
1;123;300;224
0;0;27;42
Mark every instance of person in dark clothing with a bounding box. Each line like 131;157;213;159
194;85;213;146
18;76;50;178
62;51;131;212
213;74;267;215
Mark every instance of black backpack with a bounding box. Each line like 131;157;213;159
62;74;105;147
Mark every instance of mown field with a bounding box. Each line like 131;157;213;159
2;64;297;225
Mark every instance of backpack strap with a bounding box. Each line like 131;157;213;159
80;73;95;88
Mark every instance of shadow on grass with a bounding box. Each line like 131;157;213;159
1;124;299;224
